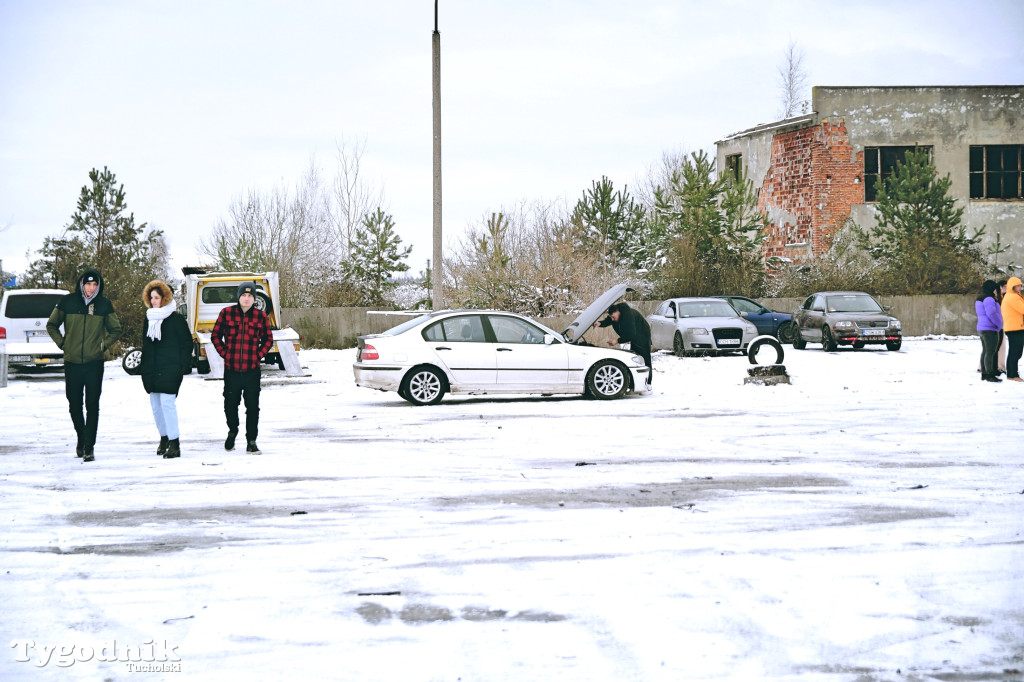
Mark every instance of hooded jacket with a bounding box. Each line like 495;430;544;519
976;281;1002;333
140;280;193;395
46;268;122;364
1001;277;1024;333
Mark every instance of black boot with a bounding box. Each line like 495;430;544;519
225;429;238;451
82;448;94;462
157;435;169;456
76;442;84;458
164;438;180;459
246;440;261;455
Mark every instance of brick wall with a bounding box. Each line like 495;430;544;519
759;120;863;262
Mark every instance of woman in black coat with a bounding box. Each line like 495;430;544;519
140;280;193;458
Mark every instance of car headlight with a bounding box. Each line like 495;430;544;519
890;319;901;330
686;328;710;336
834;321;854;329
629;355;645;366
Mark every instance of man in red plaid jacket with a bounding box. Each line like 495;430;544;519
212;282;274;454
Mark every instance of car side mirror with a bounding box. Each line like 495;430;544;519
761;307;770;314
544;334;555;345
739;312;748;318
812;307;824;312
883;305;892;312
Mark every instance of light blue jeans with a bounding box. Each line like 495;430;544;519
150;393;180;440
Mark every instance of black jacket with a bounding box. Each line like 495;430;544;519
598;302;651;349
140;312;193;395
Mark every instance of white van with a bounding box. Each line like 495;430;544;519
0;289;67;368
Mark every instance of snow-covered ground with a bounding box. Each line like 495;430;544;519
1;338;1022;681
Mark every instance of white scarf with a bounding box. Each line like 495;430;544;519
146;300;176;341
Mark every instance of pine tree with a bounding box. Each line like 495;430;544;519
25;167;162;347
569;176;648;280
341;208;412;305
651;150;766;296
856;147;983;293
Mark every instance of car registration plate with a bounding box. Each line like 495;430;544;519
718;339;740;345
27;330;48;338
863;329;884;336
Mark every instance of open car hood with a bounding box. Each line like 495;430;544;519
561;284;634;343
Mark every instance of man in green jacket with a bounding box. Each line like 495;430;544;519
47;268;122;462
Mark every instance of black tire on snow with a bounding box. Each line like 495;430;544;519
401;366;446;405
821;325;838;352
121;348;143;375
197;359;211;375
747;336;784;365
886;340;902;351
777;321;798;344
793;332;806;350
586;360;628;400
673;332;684;355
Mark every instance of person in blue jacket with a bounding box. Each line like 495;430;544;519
976;279;1003;383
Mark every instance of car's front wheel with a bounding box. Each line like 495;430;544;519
586;360;628;400
793;330;806;350
777;321;798;344
821;325;837;352
401;366;447;405
673;331;684;355
886;340;902;351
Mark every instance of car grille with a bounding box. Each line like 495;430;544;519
712;328;743;343
856;320;888;328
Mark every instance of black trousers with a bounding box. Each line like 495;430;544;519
65;360;104;449
224;368;261;441
631;343;652;386
1007;330;1024;379
980;330;999;377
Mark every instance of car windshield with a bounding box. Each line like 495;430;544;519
826;294;883;313
677;301;738;318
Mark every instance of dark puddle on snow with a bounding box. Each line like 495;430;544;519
64;503;351;526
26;534;247;556
436;475;847;510
355;602;566;625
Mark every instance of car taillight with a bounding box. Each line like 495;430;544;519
0;327;6;340
360;344;379;361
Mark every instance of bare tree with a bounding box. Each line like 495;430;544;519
199;140;388;307
331;137;384;261
778;41;810;119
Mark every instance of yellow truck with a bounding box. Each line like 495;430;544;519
179;269;301;374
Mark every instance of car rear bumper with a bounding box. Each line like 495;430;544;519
2;342;64;366
352;363;406;391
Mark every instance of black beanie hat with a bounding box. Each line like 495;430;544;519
983;280;998;296
237;281;257;302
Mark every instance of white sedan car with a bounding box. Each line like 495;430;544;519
647;297;759;356
353;286;650;405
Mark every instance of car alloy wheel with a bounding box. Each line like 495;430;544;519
121;348;143;375
404;367;446;405
587;360;627;400
673;331;684;355
821;325;837;352
777;321;798;344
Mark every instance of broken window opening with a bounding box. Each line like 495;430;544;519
863;145;932;202
970;145;1023;200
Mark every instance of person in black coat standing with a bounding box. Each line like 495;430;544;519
594;301;653;388
140;280;193;458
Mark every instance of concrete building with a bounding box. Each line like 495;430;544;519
715;86;1024;265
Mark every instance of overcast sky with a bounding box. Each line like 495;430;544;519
2;0;1023;280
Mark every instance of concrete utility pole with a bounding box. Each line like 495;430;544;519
431;0;443;310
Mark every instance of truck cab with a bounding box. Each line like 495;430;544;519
179;269;300;373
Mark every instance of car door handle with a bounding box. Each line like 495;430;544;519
435;346;451;351
497;347;513;352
